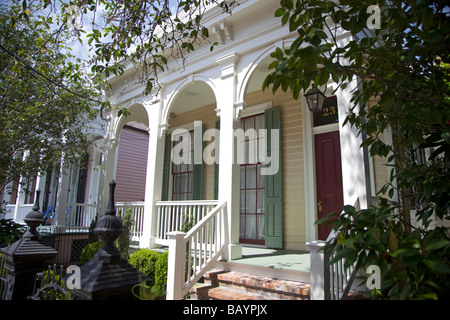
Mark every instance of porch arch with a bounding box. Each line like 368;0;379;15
237;39;296;107
113;102;150;140
161;75;219;128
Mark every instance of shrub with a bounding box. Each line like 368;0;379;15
131;250;168;300
128;249;160;280
154;251;168;292
0;219;26;248
117;208;133;260
79;241;103;265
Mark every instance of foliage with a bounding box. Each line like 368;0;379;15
265;0;450;299
0;1;100;194
129;249;168;299
0;219;26;248
131;280;164;300
12;0;237;101
117;208;133;260
154;251;169;293
79;241;103;265
87;216;99;243
128;248;161;280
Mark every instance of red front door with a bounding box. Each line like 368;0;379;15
314;131;344;240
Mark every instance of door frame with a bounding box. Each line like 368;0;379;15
302;90;342;243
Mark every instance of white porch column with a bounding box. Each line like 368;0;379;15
97;136;119;217
336;81;369;210
54;160;70;227
215;52;241;261
140;99;165;249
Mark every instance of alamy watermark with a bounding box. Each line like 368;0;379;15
366;265;381;290
366;5;381;30
170;121;280;176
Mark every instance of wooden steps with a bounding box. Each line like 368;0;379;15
190;270;311;300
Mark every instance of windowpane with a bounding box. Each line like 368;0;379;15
246;165;257;189
240;166;245;189
246;189;256;213
257;165;265;188
257;189;265;213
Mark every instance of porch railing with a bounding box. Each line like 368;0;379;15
166;201;228;300
115;201;145;241
66;203;97;228
155;200;218;245
307;196;362;300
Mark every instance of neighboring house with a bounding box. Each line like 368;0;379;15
0;117;105;229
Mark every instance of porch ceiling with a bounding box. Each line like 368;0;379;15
170;56;273;115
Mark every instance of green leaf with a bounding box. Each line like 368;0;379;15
424;239;450;252
426;260;450;273
274;7;286;17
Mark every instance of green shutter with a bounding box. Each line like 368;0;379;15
192;124;205;200
161;133;172;201
264;106;283;248
214;120;220;200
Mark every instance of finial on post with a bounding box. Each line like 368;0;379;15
24;190;44;237
105;179;116;215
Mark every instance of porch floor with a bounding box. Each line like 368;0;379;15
228;246;310;273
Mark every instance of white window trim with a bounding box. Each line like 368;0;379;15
239;101;272;119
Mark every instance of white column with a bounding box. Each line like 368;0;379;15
336;81;369;210
215;52;241;261
54;160;71;228
140;99;165;249
97;135;119;217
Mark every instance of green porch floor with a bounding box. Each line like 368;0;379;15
230;246;310;274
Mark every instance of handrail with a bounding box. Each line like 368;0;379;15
166;201;228;300
327;196;360;300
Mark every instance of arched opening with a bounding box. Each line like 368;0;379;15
162;80;218;201
114;104;150;202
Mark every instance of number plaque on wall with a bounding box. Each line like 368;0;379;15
313;96;338;127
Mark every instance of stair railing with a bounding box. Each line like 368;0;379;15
307;196;361;300
166;201;228;300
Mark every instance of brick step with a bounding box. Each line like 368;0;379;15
190;270;311;300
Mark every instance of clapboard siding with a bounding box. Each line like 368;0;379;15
115;125;149;202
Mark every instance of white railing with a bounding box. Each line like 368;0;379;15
166;201;228;300
307;196;361;300
155;200;218;245
66;203;97;228
116;201;145;241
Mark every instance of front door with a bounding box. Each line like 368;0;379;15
314;131;344;240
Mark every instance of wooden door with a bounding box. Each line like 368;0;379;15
314;131;344;240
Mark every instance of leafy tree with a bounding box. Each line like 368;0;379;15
14;0;236;98
264;0;450;299
0;1;100;194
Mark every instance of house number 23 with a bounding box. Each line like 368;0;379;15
323;106;337;117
